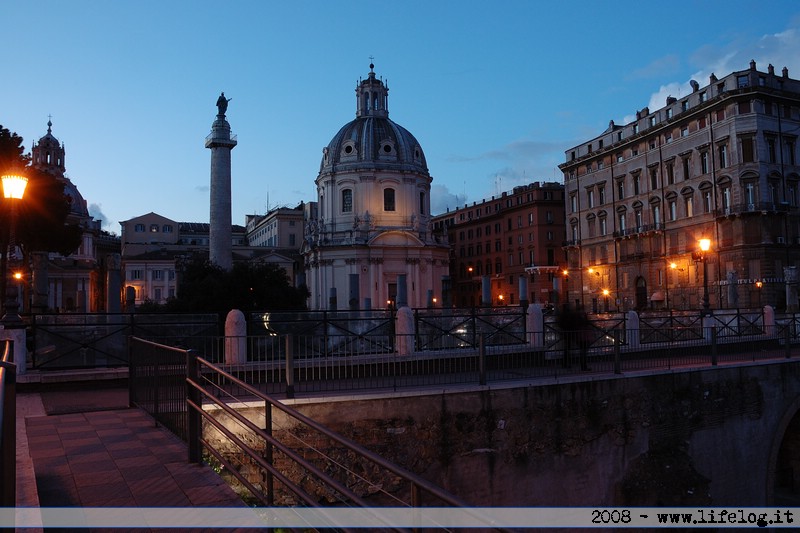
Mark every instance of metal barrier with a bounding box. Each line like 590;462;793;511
31;313;218;370
140;323;797;399
0;340;15;506
129;337;507;530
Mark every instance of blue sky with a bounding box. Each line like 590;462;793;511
4;1;800;233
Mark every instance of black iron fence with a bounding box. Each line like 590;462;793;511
142;322;796;399
29;313;218;370
0;340;15;507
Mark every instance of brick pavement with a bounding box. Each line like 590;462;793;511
17;384;247;531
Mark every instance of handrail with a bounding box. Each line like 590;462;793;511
0;339;16;506
192;355;477;510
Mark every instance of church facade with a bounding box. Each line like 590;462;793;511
29;121;111;312
302;65;450;309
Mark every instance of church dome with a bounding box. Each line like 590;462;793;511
319;64;428;176
31;120;89;218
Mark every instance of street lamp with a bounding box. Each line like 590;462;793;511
1;172;28;323
692;238;712;316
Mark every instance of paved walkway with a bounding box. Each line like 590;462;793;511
16;382;246;530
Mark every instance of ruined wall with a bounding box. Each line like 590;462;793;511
204;362;800;506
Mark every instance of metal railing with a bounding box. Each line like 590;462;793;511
0;340;15;506
129;337;508;530
139;322;797;399
30;313;218;370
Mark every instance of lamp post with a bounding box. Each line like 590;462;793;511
692;238;712;316
1;172;28;323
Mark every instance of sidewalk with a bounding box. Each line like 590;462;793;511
16;380;246;530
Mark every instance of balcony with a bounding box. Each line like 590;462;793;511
714;201;790;218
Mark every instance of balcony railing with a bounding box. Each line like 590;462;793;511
715;201;791;217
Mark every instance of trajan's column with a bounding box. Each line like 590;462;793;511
205;92;237;270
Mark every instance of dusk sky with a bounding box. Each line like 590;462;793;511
4;1;800;233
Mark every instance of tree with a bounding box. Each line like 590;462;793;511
0;124;83;311
160;256;308;315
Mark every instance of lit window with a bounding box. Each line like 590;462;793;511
150;224;159;233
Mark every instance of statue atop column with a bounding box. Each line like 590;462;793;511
216;92;232;116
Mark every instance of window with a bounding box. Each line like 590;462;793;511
153;270;163;280
570;193;577;212
666;108;673;120
699;91;707;103
419;192;425;214
788;140;797;165
768;138;777;163
587;189;594;208
649;116;656;127
703;190;712;213
738;101;751;114
737;75;749;88
681;126;689;138
342;189;353;213
598;186;605;204
741;136;755;163
134;224;145;233
130;269;142;280
599;217;607;236
666;163;675;185
168;270;175;281
289;234;296;246
721;187;731;212
682;101;689;112
163;224;173;233
685;196;694;217
669;200;677;221
633;175;640;195
150;224;159;233
650;168;658;190
618;212;626;232
633;124;639;135
700;152;709;174
383;188;395;211
617;180;625;200
718;145;728;168
744;183;756;206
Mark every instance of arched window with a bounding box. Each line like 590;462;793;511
419;192;425;214
342;189;353;213
384;188;396;211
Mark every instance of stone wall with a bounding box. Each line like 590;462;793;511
203;361;800;506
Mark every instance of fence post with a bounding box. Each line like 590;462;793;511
711;327;718;366
285;335;295;399
478;334;486;385
786;325;792;359
613;329;621;375
186;349;201;464
0;358;16;507
153;343;160;426
264;399;274;505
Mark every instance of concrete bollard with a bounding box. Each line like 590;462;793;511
527;303;544;348
224;309;247;365
395;306;414;356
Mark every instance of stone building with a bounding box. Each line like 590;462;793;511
559;61;800;312
431;182;566;307
302;64;450;309
120;211;300;306
28;120;113;312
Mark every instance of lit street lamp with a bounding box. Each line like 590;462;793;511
692;238;712;316
1;172;28;323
